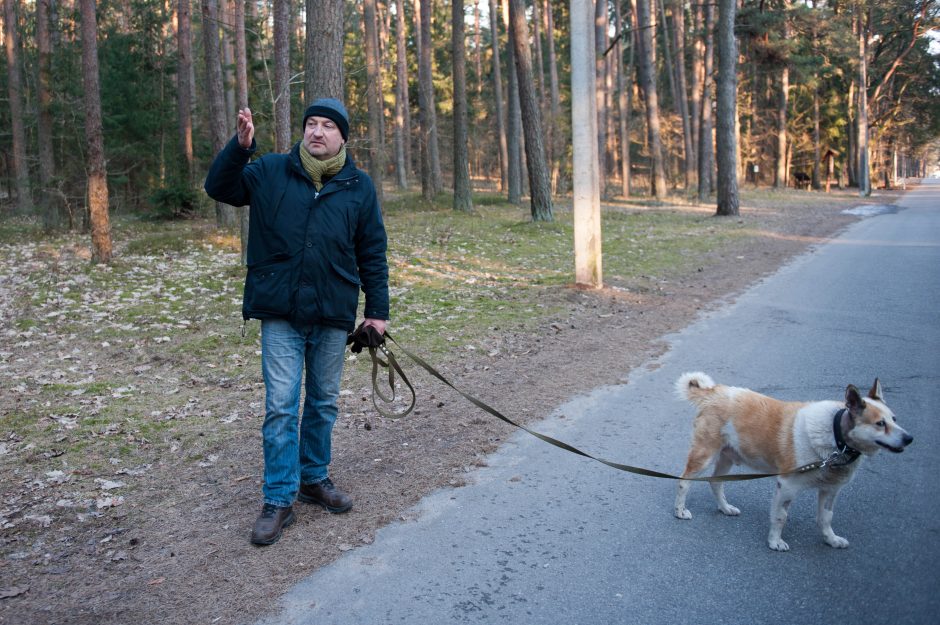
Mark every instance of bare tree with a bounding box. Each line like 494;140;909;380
543;0;562;192
233;0;249;264
595;0;609;198
305;0;345;100
393;0;410;189
3;0;31;213
273;0;291;152
79;0;112;262
36;0;57;226
635;0;668;198
715;0;739;216
452;0;472;212
508;0;552;221
616;0;633;197
671;0;694;190
177;0;194;184
503;0;522;204
363;0;385;204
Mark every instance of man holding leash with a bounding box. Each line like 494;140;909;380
205;98;390;545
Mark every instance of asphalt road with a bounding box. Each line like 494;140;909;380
257;180;940;625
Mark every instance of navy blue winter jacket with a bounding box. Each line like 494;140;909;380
204;136;389;331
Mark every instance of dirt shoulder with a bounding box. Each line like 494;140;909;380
0;188;901;625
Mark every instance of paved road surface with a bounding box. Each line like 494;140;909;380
257;180;940;625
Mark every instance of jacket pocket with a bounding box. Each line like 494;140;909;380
320;260;361;323
243;254;295;319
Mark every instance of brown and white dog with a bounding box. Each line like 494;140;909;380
673;372;913;551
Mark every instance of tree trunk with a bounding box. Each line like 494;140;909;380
489;0;509;192
452;0;473;212
856;6;871;196
636;0;668;198
774;1;790;189
393;0;410;189
36;0;58;227
233;0;249;265
616;0;632;197
219;0;236;120
671;0;695;190
697;0;714;200
595;0;608;198
508;0;552;221
504;0;522;205
80;0;112;263
544;0;562;193
202;0;235;227
571;0;602;287
305;0;345;100
363;0;385;205
273;0;291;152
177;0;194;184
417;0;443;200
3;0;32;213
690;1;704;170
715;0;738;216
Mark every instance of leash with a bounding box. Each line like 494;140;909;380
361;330;854;483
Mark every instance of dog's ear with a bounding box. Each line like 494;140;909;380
845;384;866;414
868;378;883;401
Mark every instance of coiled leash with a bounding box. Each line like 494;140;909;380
352;328;850;483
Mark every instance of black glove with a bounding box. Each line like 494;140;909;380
347;323;385;353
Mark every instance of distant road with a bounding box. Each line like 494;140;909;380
258;180;940;625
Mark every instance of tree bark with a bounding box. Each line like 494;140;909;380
233;0;249;265
305;0;345;100
202;0;234;227
544;0;562;193
489;0;509;192
417;0;443;200
452;0;473;212
3;0;32;213
363;0;385;205
508;0;552;221
80;0;112;263
856;6;871;196
697;0;714;200
715;0;738;216
671;0;695;190
273;0;291;152
636;0;668;198
571;0;602;287
177;0;194;184
595;0;609;198
616;0;632;197
37;0;58;226
393;0;410;189
774;0;790;189
504;0;522;204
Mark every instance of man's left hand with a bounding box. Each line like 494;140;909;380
361;318;387;337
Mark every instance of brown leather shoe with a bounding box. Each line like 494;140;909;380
250;504;295;545
298;478;353;513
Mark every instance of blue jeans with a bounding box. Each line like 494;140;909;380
260;319;348;507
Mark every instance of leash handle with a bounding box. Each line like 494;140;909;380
365;340;415;420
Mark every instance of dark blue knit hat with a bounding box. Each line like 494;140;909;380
302;97;349;141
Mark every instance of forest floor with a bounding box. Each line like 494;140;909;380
0;185;905;625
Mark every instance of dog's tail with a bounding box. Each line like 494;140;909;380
675;372;717;406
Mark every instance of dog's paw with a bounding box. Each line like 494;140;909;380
674;508;692;520
768;537;790;552
719;504;741;516
825;535;849;549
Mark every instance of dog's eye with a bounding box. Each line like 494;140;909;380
876;420;886;427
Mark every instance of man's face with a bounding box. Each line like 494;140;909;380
303;116;344;159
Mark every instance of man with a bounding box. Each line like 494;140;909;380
205;98;389;546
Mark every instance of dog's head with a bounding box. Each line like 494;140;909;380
843;379;913;454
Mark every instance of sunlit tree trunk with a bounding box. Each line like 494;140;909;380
417;0;443;200
363;0;385;204
508;0;552;220
671;0;694;190
544;0;562;193
616;0;632;197
203;0;235;227
856;5;871;196
452;0;472;212
774;0;790;189
595;0;609;198
3;0;32;214
697;0;714;200
233;0;249;265
305;0;344;100
177;0;194;185
503;0;523;204
489;0;508;192
636;0;668;198
80;0;112;263
273;0;291;152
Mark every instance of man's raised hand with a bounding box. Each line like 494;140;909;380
237;108;254;149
